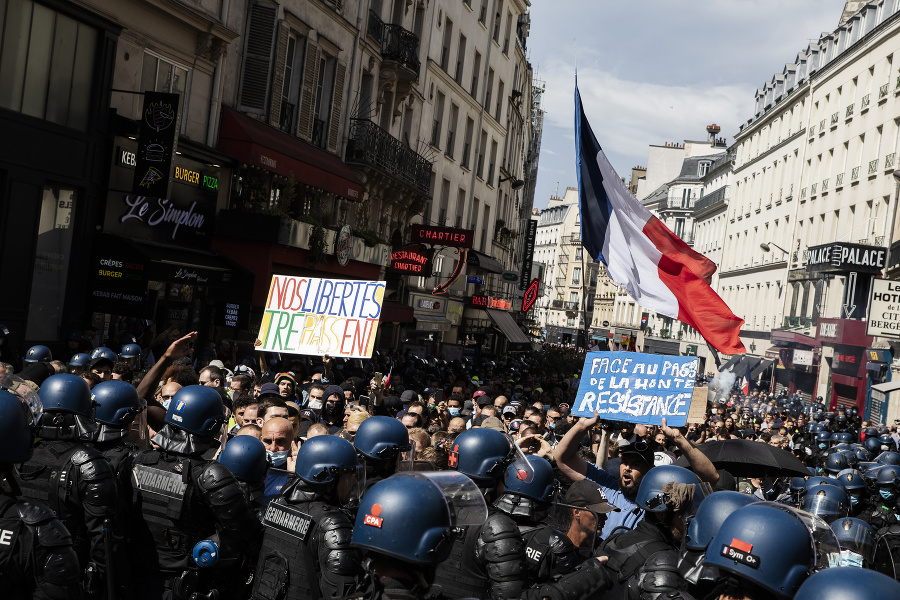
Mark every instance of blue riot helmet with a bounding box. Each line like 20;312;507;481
448;428;533;488
494;455;556;519
0;374;43;463
708;503;840;599
90;380;144;442
164;385;225;437
293;435;363;507
815;431;831;450
805;476;833;488
824;452;851;476
864;437;882;455
835;469;866;509
803;482;850;523
836;432;852;444
789;477;808;505
875;465;900;504
864;427;879;439
68;353;91;369
351;472;487;565
680;491;756;586
120;343;141;364
875;451;900;466
812;411;824;422
794;567;900;600
879;435;896;452
23;345;52;364
855;447;872;462
635;465;708;515
353;415;414;471
36;373;97;440
217;435;268;484
90;347;117;363
830;518;875;568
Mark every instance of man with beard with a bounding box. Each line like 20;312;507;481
320;385;346;434
555;414;718;539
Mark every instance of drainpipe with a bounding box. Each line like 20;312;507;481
341;0;367;161
205;0;231;148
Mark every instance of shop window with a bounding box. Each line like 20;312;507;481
141;52;189;129
0;0;97;130
25;184;77;340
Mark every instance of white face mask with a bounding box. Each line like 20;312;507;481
309;400;323;410
162;398;172;410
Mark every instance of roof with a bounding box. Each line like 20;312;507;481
670;153;724;184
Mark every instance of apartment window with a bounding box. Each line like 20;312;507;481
0;1;99;131
492;10;501;43
471;52;481;96
481;205;491;251
485;68;494;112
280;33;306;133
26;184;77;340
479;0;487;23
142;52;190;131
503;11;512;54
698;161;710;177
575;247;583;261
431;92;445;148
681;188;691;208
462;117;474;168
495;80;504;121
569;291;579;305
440;19;453;72
446;104;458;158
674;218;685;238
455;35;467;84
312;54;336;149
488;139;498;185
438;178;450;225
477;130;487;178
572;267;582;286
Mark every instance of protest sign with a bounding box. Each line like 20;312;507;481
257;275;385;358
572;352;698;427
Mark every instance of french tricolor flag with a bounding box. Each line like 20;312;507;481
575;85;745;355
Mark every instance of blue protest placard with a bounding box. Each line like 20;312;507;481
571;352;698;426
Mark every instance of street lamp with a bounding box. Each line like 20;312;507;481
498;174;525;190
760;241;789;254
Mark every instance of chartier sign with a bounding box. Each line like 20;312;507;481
410;224;474;248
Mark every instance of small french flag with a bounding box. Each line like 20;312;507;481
575;83;745;355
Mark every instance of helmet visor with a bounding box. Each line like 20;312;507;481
833;523;875;557
752;502;842;570
398;444;417;472
0;373;42;426
337;462;366;508
506;433;535;483
803;491;849;520
393;471;488;526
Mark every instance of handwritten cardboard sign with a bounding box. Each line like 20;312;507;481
572;352;699;426
258;275;385;358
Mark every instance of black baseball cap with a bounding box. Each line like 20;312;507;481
565;479;621;514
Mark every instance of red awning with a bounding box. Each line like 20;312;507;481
218;107;363;200
380;301;415;323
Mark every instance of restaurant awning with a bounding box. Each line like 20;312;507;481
466;250;503;274
414;314;452;331
486;309;531;344
218;107;363;200
751;359;775;379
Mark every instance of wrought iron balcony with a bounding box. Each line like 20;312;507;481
869;159;879;174
851;166;860;180
279;99;295;134
862;94;870;110
367;11;421;80
665;196;694;209
694;185;729;212
346;119;432;196
846;104;854;118
880;83;889;99
551;300;579;310
886;153;896;169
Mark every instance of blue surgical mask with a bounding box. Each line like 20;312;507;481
818;442;828;450
162;398;172;410
879;488;895;501
548;422;556;430
267;449;288;467
839;550;864;568
449;407;460;417
850;494;860;506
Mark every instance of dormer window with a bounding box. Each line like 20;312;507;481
698;161;711;177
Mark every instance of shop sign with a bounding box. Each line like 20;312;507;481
571;352;698;426
410;224;474;248
118;148;136;167
522;278;540;313
819;321;838;339
467;276;483;285
389;244;433;274
520;219;537;290
806;242;887;275
469;295;511;309
470;294;489;308
832;343;863;377
90;243;149;316
502;271;519;282
335;225;352;267
132;91;180;199
119;195;207;240
866;279;900;339
793;349;813;366
258;274;385;359
418;299;441;309
219;301;247;328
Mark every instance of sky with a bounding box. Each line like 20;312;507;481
526;0;850;210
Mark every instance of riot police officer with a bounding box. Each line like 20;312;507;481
862;465;900;531
217;434;269;519
252;434;361;600
433;427;527;600
24;344;53;364
0;382;82;599
15;373;118;595
128;385;260;600
794;566;900;599
353;415;413;491
494;454;580;585
347;472;489;600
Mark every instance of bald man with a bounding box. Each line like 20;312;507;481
306;423;329;439
261;417;295;507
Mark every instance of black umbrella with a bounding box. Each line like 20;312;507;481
674;439;810;478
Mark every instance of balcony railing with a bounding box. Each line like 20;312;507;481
880;83;889;99
551;300;579;310
862;94;871;109
694;185;729;212
830;112;838;126
886;153;896;169
311;118;327;149
869;159;879;174
279;99;295;134
846;104;854;118
665;196;694;209
851;166;860;180
321;0;342;10
346;119;432;196
367;11;421;80
836;172;843;187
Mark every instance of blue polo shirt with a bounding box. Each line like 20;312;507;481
584;462;644;539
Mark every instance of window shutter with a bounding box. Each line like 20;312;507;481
238;2;278;114
268;22;290;127
297;45;319;140
327;61;347;154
